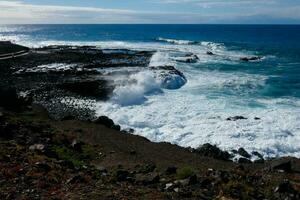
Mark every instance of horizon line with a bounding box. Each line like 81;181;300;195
1;23;300;26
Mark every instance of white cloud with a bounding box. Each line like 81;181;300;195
0;0;299;24
0;0;140;23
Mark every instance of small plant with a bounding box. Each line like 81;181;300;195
52;145;84;167
176;166;195;179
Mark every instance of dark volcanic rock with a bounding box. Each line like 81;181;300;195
252;151;264;160
272;160;292;172
274;180;296;194
0;87;32;110
165;166;177;175
115;170;130;182
0;41;29;55
58;80;112;100
226;116;248;121
238;148;251;159
95;116;121;131
195;143;231;161
238;157;252;164
240;56;262;62
135;173;160;185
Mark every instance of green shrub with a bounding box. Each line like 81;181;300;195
176;166;195;179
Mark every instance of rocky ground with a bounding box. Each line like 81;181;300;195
1;102;300;200
1;42;300;199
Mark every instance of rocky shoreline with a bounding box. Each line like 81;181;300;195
1;41;300;199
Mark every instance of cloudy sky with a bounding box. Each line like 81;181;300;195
0;0;299;24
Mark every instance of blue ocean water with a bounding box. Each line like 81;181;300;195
1;24;300;157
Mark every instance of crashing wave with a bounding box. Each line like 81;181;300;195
111;70;162;106
156;37;198;45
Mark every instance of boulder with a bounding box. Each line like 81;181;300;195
195;143;231;161
95;116;121;131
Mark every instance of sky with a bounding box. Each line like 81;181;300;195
0;0;300;24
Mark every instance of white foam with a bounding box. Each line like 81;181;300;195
16;63;78;73
149;51;173;67
111;70;162;106
157;37;197;45
94;68;300;158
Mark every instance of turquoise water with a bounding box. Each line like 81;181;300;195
1;25;300;157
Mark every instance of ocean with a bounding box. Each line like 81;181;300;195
1;24;300;158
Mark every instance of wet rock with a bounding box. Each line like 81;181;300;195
226;116;248;121
165;166;177;175
176;54;199;63
252;151;264;160
238;148;251;159
240;56;262;62
151;65;187;90
206;51;214;55
272;160;292;172
254;117;261;120
195;143;231;161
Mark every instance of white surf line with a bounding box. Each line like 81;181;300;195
0;50;29;60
